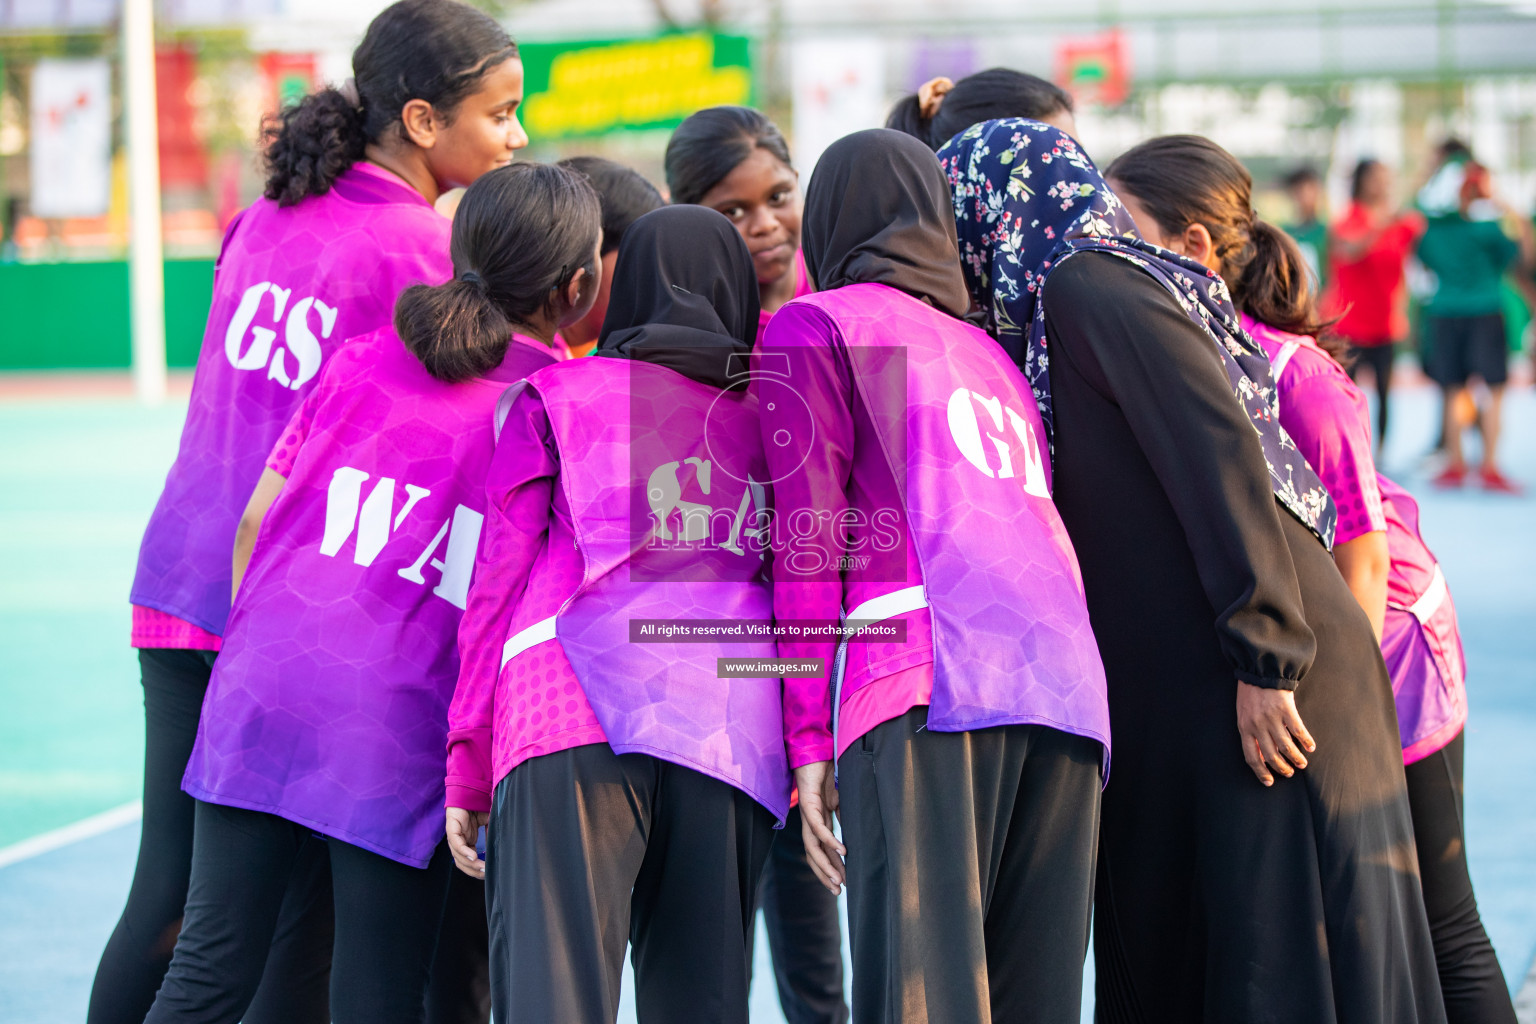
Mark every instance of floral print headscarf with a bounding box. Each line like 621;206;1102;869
938;118;1336;549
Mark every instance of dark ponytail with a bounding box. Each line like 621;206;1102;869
261;89;368;208
263;0;517;206
664;106;793;206
1239;220;1347;363
1107;134;1348;364
395;163;601;383
885;67;1074;150
884;93;934;148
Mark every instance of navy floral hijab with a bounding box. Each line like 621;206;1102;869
937;118;1336;549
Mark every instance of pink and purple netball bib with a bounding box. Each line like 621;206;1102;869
764;283;1110;772
1246;316;1467;763
525;356;792;820
184;330;557;867
132;162;451;636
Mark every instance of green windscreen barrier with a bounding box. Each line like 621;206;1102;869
0;260;214;370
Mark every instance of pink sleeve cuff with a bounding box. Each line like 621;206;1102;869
445;780;492;814
446;727;494;810
788;741;835;770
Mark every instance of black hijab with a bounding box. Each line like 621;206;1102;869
800;128;972;320
596;205;760;390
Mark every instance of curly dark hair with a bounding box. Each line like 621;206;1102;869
262;0;515;207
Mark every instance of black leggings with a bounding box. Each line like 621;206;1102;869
839;711;1102;1024
1403;730;1517;1024
146;800;454;1024
1348;342;1395;445
750;806;849;1024
88;648;332;1024
486;745;775;1024
427;870;492;1024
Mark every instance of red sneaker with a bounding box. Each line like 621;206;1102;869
1431;465;1467;489
1478;467;1524;495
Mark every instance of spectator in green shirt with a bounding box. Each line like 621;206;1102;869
1281;164;1328;292
1417;159;1535;493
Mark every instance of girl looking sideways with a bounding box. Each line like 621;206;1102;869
100;4;526;1021
146;162;599;1024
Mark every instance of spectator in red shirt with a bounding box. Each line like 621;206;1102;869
1323;159;1426;449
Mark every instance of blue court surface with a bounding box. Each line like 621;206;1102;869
1;379;1532;1023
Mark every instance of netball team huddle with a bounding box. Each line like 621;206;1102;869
88;2;1515;1023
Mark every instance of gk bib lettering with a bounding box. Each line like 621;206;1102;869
946;386;1050;497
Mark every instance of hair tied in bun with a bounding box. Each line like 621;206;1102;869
917;77;954;119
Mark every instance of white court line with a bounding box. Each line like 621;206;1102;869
1516;952;1536;1024
0;801;142;870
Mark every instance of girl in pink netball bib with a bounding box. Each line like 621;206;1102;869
766;130;1109;1024
141;166;599;1022
447;205;789;1024
665;109;846;1024
100;4;527;1021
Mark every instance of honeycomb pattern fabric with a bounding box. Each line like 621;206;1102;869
761;283;1110;775
448;397;602;814
132;162;452;638
452;357;793;822
546;358;791;820
1244;316;1467;763
130;605;223;651
183;329;557;868
754;303;935;767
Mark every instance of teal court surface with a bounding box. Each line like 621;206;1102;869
2;377;1534;1023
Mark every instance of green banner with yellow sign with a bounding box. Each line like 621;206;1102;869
518;33;753;139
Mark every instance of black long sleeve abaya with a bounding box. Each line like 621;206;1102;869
1042;252;1445;1024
